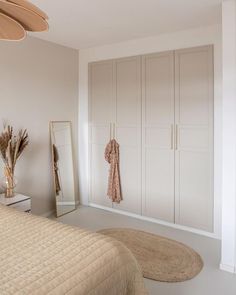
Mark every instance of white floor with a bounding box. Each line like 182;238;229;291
57;206;236;295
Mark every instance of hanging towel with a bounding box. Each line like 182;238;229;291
105;139;122;203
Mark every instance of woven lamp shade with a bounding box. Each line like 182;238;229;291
0;0;48;41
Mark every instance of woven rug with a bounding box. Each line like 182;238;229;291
98;228;203;282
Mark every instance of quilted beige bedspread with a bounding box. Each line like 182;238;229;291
0;205;147;295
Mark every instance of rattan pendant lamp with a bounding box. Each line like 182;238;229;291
0;0;48;41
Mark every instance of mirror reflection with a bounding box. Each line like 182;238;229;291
50;121;76;217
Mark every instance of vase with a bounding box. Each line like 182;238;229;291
2;167;17;198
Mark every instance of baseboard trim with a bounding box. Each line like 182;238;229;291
89;203;220;240
220;263;236;273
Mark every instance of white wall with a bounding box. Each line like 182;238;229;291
0;37;79;215
78;24;222;239
220;0;236;273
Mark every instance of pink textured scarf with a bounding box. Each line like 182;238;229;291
105;139;122;203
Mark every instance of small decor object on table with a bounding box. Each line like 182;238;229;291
0;125;29;198
0;193;31;213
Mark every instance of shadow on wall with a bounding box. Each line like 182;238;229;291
0;132;53;199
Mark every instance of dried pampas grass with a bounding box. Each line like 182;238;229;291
0;125;29;173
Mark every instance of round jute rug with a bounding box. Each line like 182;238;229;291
98;228;203;282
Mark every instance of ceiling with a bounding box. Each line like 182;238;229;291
31;0;222;49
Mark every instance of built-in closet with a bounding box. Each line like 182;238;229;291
89;45;214;233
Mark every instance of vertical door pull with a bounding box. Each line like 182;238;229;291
113;123;116;139
175;125;178;150
109;123;112;140
171;124;174;150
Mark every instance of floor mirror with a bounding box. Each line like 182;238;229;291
50;121;76;217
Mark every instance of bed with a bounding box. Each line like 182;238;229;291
0;205;147;295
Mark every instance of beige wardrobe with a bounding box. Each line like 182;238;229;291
89;45;214;233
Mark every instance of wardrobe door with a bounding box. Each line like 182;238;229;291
175;46;214;232
142;52;175;222
113;56;142;214
89;61;114;207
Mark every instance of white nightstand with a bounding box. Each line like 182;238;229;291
0;194;31;213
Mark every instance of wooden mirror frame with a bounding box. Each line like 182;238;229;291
50;121;77;218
